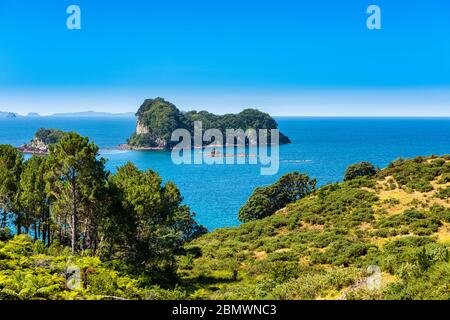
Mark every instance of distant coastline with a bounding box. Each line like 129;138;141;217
3;111;450;120
51;111;135;118
0;111;135;118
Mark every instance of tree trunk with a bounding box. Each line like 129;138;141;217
71;182;78;254
35;224;38;239
58;215;62;243
42;212;47;245
1;207;6;228
17;221;21;235
47;216;51;246
82;218;88;251
92;223;98;254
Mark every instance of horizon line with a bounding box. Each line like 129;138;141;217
3;112;450;119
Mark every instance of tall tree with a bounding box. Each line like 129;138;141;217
104;162;204;273
0;145;23;229
46;133;107;254
17;156;49;241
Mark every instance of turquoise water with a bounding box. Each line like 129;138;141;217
1;117;450;230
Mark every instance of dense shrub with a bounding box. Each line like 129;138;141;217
436;187;450;200
381;156;450;192
376;209;442;236
0;228;12;241
238;172;316;222
344;162;377;181
311;239;374;267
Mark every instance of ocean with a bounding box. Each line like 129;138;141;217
1;116;450;230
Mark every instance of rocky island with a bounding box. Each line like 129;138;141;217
18;128;66;155
123;97;291;150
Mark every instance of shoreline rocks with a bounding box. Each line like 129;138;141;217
17;145;49;155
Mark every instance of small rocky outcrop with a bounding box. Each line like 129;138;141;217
18;128;66;155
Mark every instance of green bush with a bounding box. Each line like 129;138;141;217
311;239;374;267
376;209;442;236
344;162;377;181
0;228;12;241
436;187;450;200
238;172;316;222
438;173;450;184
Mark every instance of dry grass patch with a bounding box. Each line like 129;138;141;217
301;222;324;232
371;234;409;248
431;178;450;189
374;185;450;215
359;222;373;231
274;248;292;254
254;251;267;260
375;188;424;215
436;223;450;244
275;227;290;236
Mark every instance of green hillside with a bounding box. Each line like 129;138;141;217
178;156;450;300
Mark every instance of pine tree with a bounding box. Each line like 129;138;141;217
45;133;107;254
0;145;23;229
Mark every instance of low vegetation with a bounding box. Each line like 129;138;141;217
0;235;186;300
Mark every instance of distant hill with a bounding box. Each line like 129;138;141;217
0;111;17;118
26;112;40;117
0;111;134;118
51;111;135;118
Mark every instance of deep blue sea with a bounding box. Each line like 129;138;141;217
2;116;450;230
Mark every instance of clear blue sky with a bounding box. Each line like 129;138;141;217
0;0;449;115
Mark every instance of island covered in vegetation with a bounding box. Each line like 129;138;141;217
125;98;291;150
0;133;449;300
18;128;67;155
